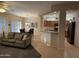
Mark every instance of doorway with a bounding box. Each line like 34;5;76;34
65;10;78;57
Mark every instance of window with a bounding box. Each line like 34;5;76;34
0;15;22;33
0;16;8;33
0;18;3;33
11;19;21;32
3;17;8;32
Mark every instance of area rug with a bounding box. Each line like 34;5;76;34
0;44;41;58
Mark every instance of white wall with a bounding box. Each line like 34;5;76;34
21;18;25;29
25;16;41;37
74;11;79;48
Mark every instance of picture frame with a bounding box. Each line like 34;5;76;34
31;22;37;28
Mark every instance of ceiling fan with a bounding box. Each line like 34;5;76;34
0;1;8;13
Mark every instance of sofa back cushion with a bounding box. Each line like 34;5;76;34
0;33;3;38
14;33;23;40
5;33;8;39
8;32;15;39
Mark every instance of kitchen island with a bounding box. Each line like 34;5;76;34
41;29;59;48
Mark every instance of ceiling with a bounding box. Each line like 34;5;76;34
4;1;65;17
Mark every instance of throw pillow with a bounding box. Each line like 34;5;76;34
22;35;27;40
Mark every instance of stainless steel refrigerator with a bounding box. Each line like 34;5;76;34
67;21;75;45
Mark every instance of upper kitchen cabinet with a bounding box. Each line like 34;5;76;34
42;11;59;31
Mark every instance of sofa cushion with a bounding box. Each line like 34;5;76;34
8;32;15;39
0;33;3;38
1;39;8;42
14;33;23;40
8;39;15;43
1;39;15;43
15;39;24;44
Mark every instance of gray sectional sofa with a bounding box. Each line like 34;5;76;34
0;32;33;48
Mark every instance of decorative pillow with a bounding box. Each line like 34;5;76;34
8;32;15;39
14;33;23;40
22;35;27;40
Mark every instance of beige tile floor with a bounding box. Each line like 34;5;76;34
32;37;79;58
65;39;79;58
32;35;64;58
32;35;79;58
